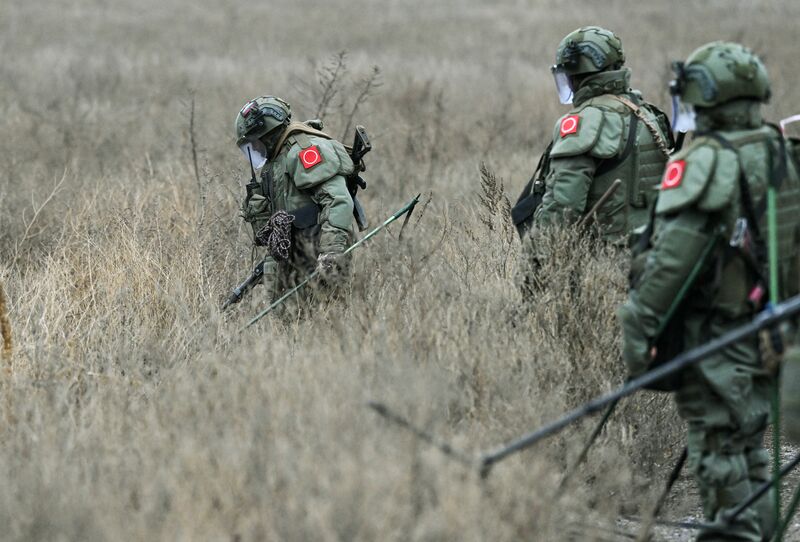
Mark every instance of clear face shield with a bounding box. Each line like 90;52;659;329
551;66;574;105
239;140;268;170
669;65;696;134
670;95;696;134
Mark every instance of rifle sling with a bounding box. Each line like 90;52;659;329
274;122;333;153
595;110;638;178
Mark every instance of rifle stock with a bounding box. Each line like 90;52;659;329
221;261;265;311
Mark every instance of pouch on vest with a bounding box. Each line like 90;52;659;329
512;141;553;238
288;202;321;259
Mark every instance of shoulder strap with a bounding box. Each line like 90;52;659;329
274;121;333;153
595;111;638;177
706;133;763;238
610;95;671;157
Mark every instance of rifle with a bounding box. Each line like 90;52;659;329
347;125;371;231
221;260;265;311
221;148;267;311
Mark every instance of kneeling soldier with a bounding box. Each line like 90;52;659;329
235;96;356;306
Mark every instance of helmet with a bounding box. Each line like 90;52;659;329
234;96;291;169
553;26;625;76
234;95;292;146
670;42;771;108
551;26;625;104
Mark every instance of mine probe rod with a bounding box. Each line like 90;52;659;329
245;194;420;329
367;402;474;467
775;479;800;542
478;295;800;477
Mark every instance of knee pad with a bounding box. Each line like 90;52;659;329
689;449;749;489
745;448;770;483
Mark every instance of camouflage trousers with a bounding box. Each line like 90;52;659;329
260;251;350;318
781;346;800;444
675;316;775;542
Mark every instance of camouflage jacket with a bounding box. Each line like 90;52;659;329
241;122;356;258
620;106;800;378
533;68;671;242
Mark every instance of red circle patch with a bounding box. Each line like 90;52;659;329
661;160;686;189
560;115;580;137
299;146;323;169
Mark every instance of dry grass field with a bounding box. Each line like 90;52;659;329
2;0;800;540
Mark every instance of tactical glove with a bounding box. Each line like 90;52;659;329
315;252;342;282
618;302;652;378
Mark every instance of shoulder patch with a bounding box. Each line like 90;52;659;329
560;115;580;137
661;160;686;190
288;137;355;190
656;144;717;215
299;146;323;169
549;107;605;159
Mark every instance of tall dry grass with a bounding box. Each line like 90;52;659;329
1;0;800;540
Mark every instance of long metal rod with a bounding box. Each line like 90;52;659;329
774;480;800;542
244;194;420;329
478;296;800;477
576;179;622;230
367;401;474;467
556;399;619;495
621;452;800;534
635;447;687;542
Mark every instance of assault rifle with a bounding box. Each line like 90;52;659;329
348;125;371;231
222;148;266;311
221;261;265;311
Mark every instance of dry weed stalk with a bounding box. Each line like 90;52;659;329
0;280;11;365
340;65;382;140
314;51;348;119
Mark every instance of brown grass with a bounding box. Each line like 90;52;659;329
0;280;11;364
1;0;799;540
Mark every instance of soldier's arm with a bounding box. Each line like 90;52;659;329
533;106;622;227
533;154;597;226
288;137;355;255
619;144;736;375
309;175;354;254
618;209;718;375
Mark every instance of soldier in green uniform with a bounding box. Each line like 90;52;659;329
620;42;800;541
523;26;672;242
234;96;356;305
782;349;800;443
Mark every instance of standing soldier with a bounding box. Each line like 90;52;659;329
234;95;357;307
620;42;800;541
515;26;672;242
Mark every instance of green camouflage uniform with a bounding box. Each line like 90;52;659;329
532;27;671;243
620;43;800;541
235;96;356;305
782;134;800;446
782;348;800;443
